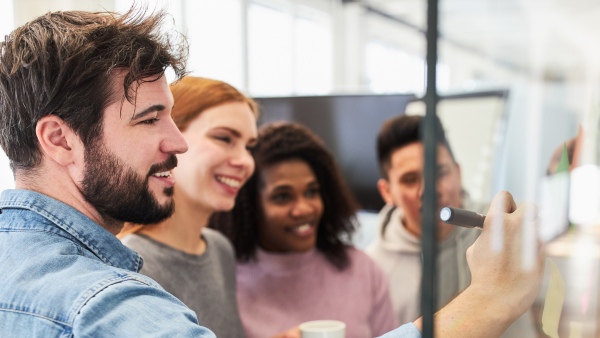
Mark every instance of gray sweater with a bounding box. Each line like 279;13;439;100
122;228;244;338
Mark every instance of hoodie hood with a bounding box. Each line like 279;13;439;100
375;204;421;253
374;203;466;254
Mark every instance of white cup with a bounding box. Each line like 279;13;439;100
299;320;346;338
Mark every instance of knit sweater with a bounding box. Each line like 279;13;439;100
121;229;245;338
236;247;398;338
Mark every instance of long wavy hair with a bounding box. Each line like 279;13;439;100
209;122;358;270
170;76;258;131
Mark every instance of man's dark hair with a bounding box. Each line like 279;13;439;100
0;7;188;173
210;122;358;270
377;114;455;179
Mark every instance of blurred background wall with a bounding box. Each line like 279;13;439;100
0;0;590;207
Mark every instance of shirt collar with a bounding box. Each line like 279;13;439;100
0;189;143;272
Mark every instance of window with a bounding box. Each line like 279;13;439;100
365;41;425;95
183;0;244;89
248;2;294;95
248;1;333;96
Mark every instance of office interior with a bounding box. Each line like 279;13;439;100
0;0;598;336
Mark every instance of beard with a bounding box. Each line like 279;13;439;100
80;142;177;225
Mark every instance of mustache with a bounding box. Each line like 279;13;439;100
148;155;178;177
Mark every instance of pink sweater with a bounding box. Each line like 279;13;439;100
236;247;398;338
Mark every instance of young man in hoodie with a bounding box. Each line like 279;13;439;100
366;114;536;337
366;114;478;322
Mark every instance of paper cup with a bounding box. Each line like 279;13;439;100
299;320;346;338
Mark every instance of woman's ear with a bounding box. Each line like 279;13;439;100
35;115;82;167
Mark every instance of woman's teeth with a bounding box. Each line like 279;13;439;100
216;175;241;188
292;223;313;235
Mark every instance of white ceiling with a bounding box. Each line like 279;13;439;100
366;0;600;80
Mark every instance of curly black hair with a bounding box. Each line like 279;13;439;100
209;122;358;270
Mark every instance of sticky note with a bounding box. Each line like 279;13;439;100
556;143;570;174
569;321;582;338
542;259;565;338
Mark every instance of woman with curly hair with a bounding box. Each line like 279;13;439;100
210;122;397;338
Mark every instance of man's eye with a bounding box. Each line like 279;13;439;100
401;176;419;184
140;118;160;125
437;169;451;178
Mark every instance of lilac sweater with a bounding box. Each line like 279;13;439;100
236;247;398;338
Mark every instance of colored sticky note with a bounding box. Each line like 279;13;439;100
542;259;565;338
556;143;570;174
569;321;582;338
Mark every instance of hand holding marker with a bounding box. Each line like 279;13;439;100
440;207;485;229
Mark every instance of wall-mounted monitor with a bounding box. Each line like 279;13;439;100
255;94;416;211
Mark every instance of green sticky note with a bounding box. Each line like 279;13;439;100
556;143;570;174
542;259;565;338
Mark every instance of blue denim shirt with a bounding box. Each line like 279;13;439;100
378;323;421;338
0;189;216;338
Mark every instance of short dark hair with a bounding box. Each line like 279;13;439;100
377;114;455;179
0;7;188;173
210;122;358;270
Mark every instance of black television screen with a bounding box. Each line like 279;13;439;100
255;94;416;211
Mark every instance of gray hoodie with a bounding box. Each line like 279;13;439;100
366;203;479;323
365;202;537;337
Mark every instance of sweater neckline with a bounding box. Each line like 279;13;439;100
253;247;319;273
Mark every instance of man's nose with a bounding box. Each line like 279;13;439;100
161;119;188;155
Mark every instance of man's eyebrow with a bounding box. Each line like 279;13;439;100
131;104;167;120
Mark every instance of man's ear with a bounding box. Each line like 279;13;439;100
35;115;82;167
377;178;394;204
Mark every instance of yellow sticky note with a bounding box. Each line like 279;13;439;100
569;322;582;338
542;259;565;338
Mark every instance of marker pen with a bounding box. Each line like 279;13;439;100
439;207;485;229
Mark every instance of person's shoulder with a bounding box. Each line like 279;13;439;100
346;246;387;274
73;276;216;337
203;228;235;255
121;233;149;250
0;244;177;334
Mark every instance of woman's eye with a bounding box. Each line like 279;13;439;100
305;188;320;198
215;135;232;143
271;193;290;203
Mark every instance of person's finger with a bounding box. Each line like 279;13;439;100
511;202;538;222
488;190;517;215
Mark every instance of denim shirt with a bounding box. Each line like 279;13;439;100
378;323;421;338
0;189;216;338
